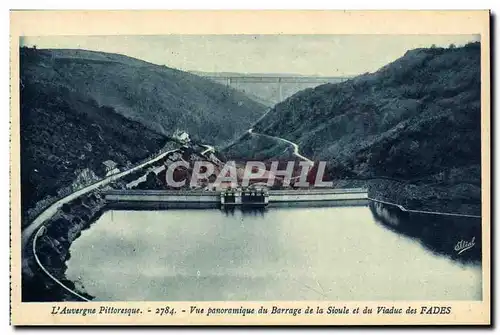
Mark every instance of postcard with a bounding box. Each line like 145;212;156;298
10;10;490;325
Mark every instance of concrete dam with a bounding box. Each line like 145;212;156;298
103;188;369;209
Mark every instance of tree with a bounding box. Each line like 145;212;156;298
61;203;71;214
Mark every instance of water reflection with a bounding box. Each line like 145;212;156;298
222;206;266;217
369;202;481;264
66;206;482;301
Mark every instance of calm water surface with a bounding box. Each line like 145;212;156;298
66;205;482;301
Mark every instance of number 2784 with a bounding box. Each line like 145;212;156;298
155;307;175;316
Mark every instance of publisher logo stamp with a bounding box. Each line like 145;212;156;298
454;237;476;255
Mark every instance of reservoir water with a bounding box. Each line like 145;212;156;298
65;204;482;301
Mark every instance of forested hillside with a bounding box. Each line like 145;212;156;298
21;48;266;144
245;42;481;214
20;47;266;220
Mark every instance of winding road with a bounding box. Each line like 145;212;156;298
200;144;215;156
247;129;481;218
22;148;179;249
248;128;313;164
24;127;481;259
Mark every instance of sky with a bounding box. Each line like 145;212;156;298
20;34;479;76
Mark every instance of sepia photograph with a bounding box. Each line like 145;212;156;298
10;10;490;325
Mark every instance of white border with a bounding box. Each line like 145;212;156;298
3;2;498;334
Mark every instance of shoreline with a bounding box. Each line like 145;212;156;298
21;146;481;302
23;181;481;302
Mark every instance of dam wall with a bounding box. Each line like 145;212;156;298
104;190;220;209
269;188;367;202
105;190;220;202
103;188;368;209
